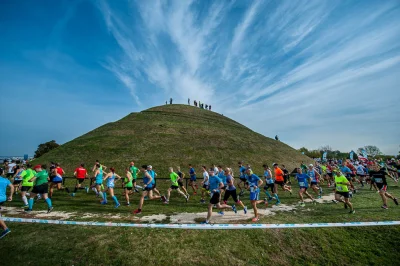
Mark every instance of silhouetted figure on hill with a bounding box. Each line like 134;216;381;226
170;98;173;104
188;98;190;105
194;100;197;107
205;104;208;109
275;135;279;141
209;105;211;111
199;101;201;108
165;101;167;105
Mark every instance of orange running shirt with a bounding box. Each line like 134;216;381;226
274;167;284;182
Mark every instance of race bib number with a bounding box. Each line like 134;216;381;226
374;178;383;183
337;186;343;191
299;182;305;187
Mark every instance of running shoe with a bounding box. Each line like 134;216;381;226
244;206;248;214
267;196;273;202
381;205;388;209
0;228;11;239
252;217;259;222
71;193;76;197
200;199;205;204
161;195;167;202
133;209;142;214
200;220;209;224
344;203;348;209
126;202;130;206
289;190;293;196
239;190;244;197
317;195;322;199
300;202;306;207
319;187;323;194
85;187;89;193
332;200;338;204
275;201;281;206
349;210;355;214
393;198;399;205
218;211;224;215
193;192;197;195
232;204;237;214
144;196;148;200
186;195;189;202
164;201;169;204
47;206;54;213
101;200;107;205
115;203;121;208
24;208;32;213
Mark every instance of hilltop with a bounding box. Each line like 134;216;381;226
35;104;312;175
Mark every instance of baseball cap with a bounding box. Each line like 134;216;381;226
309;164;313;167
34;164;42;170
272;163;278;166
148;165;153;169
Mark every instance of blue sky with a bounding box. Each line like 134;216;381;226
1;0;400;156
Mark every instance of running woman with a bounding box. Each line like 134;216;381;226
369;165;399;209
217;166;227;195
123;168;133;205
25;165;53;213
332;169;355;214
129;162;140;192
148;165;162;197
0;167;14;239
101;167;121;208
200;166;209;204
273;163;292;205
176;166;189;197
92;164;104;198
282;165;291;184
19;164;35;207
223;168;247;214
201;168;234;224
49;163;67;198
262;164;275;203
165;167;189;204
238;161;248;196
307;164;322;198
133;165;164;214
72;163;88;196
245;168;265;222
188;164;198;195
295;168;316;207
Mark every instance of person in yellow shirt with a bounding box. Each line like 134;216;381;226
333;168;355;214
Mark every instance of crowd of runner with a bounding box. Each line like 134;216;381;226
0;157;399;238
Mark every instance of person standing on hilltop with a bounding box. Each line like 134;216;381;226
170;98;173;104
188;98;190;105
209;105;211;111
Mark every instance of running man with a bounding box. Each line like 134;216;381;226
72;163;88;196
19;164;35;208
200;166;209;204
223;168;247;214
295;168;316;207
332;169;355;214
123;168;133;205
237;161;248;196
307;164;322;198
201;168;234;224
148;165;162;197
282;165;291;184
165;167;189;204
369;165;399;209
49;163;67;197
130;162;140;192
92;164;103;198
25;165;53;213
245;168;265;222
356;163;367;187
101;167;121;208
188;164;198;195
262;164;275;203
176;166;189;197
0;167;14;239
273;163;292;205
133;165;164;214
217;165;227;195
12;165;23;194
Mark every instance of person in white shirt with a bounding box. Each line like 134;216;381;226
356;163;367;187
200;166;209;204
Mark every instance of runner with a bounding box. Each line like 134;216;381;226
101;167;121;208
201;168;234;224
307;164;323;198
200;166;209;204
282;165;291;184
0;167;14;239
49;163;68;198
326;163;334;187
356;163;367;187
188;164;198;195
332;168;355;214
217;165;227;195
223;168;247;214
72;163;88;196
92;164;104;198
133;165;164;214
262;165;275;203
273;163;292;205
25;165;53;213
245;168;266;222
147;165;162;197
6;160;16;179
123;168;133;205
237;161;247;196
12;165;23;194
129;162;140;193
295;168;316;207
92;160;107;172
340;163;355;195
165;167;189;204
369;165;399;209
176;166;189;197
19;164;35;208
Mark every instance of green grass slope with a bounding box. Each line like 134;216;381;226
35;104;312;176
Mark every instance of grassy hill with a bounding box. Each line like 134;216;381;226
35;104;312;176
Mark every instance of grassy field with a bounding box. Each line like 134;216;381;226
1;177;400;265
32;104;313;177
